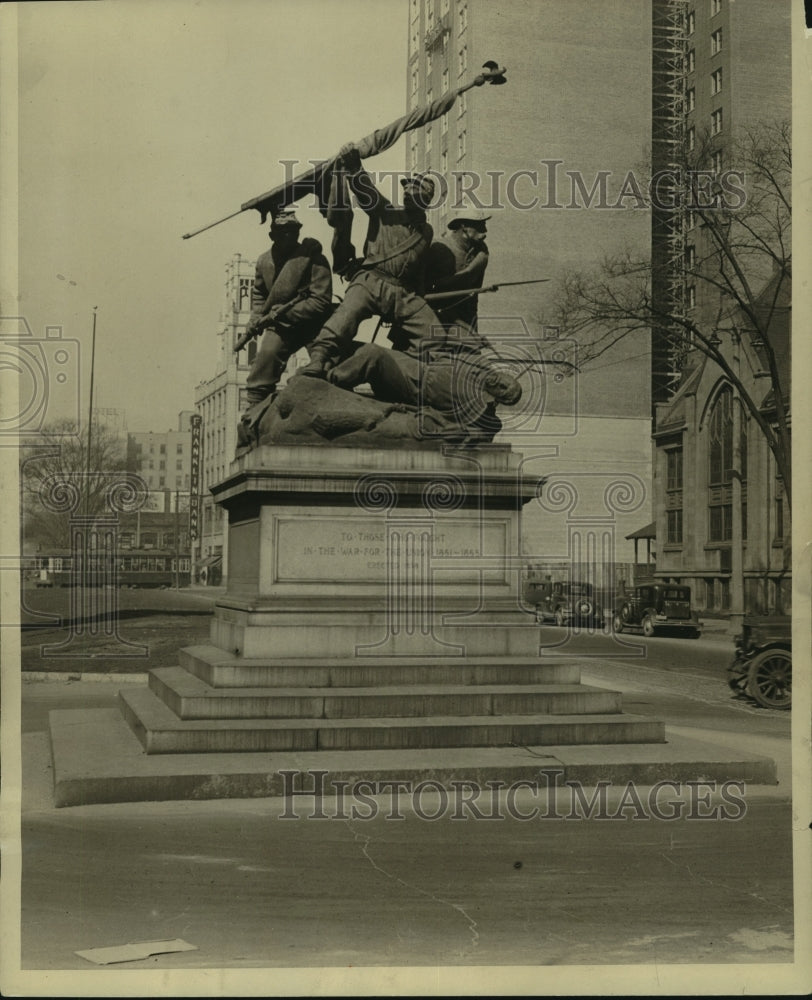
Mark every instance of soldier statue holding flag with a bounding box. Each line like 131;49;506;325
299;148;443;379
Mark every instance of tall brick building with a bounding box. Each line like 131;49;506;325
650;0;792;617
405;0;655;567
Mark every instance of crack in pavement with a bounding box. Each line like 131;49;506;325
342;820;480;953
659;850;793;916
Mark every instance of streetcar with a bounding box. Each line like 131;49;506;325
28;549;191;588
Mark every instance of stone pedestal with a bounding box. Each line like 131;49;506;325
50;441;779;802
208;444;540;660
115;443;666;762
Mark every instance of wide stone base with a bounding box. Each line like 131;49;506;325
48;706;778;807
46;445;779;806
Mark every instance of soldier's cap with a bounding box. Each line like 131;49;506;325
400;172;435;197
270;206;302;229
481;370;522;406
448;207;491;229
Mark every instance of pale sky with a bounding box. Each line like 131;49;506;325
12;0;652;432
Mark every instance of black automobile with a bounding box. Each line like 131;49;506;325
523;578;606;628
612;582;701;638
729;615;792;709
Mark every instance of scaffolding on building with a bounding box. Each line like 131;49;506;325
651;0;689;407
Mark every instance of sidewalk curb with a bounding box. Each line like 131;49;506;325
23;672;148;684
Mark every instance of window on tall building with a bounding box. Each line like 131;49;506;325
458;45;467;76
685;209;697;231
687;125;695;151
442;68;449;94
711;67;723;95
711;0;722;15
711;108;723;135
176;459;183;470
410;0;419;20
666;447;684;545
686;9;695;34
159;459;166;470
458;2;467;33
441;111;448;135
686;49;695;73
708;395;732;542
686;87;695;113
426;0;435;26
441;0;449;14
687;284;697;309
711;28;722;54
159;476;165;488
411;67;418;100
440;149;448;174
426;126;433;152
667;447;683;492
159;443;166;454
774;480;785;542
707;386;746;543
686;244;696;270
711;148;723;173
457;92;466;118
457;129;466;160
176;443;183;454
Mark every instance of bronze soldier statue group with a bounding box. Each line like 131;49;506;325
236;141;523;450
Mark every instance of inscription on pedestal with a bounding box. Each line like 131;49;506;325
274;516;508;584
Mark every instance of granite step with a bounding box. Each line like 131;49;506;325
149;666;623;720
179;644;581;689
48;708;779;807
119;686;665;755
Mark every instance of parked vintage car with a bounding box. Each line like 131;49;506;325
523;578;607;628
612;582;701;638
728;615;792;709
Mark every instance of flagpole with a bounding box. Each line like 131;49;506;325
85;306;98;515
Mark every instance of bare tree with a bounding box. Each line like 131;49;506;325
555;119;791;509
20;419;130;552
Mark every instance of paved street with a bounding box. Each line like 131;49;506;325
20;788;794;971
535;620;735;678
14;631;798;983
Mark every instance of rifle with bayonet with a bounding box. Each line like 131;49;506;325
424;277;550;306
233;288;311;353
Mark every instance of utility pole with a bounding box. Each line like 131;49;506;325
84;306;98;515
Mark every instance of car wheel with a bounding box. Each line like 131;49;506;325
747;649;792;709
555;609;565;627
642;614;656;638
612;613;624;634
620;603;631;623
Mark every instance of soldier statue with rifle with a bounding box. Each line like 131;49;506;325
238;206;334;409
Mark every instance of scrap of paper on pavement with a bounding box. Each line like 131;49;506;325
75;938;198;966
